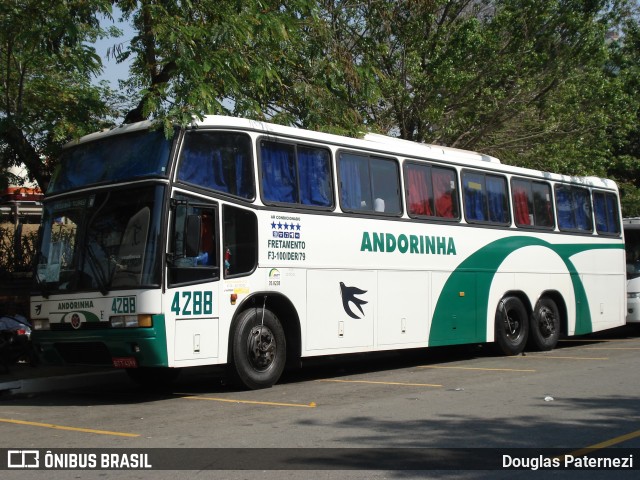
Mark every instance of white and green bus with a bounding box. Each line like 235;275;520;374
31;116;625;389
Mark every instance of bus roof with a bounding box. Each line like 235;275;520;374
65;115;618;191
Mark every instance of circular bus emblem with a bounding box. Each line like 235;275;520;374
70;313;81;329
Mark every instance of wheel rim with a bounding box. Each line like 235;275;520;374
246;325;277;371
537;306;557;338
504;310;524;342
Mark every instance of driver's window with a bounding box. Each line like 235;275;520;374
169;200;219;286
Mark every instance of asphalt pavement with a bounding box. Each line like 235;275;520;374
0;362;127;397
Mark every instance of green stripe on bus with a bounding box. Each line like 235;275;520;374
429;237;623;345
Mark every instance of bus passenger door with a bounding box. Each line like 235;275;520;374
165;198;220;365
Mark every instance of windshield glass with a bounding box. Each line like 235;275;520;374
47;129;173;194
625;227;640;280
36;185;165;294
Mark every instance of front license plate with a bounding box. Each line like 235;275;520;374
112;357;137;368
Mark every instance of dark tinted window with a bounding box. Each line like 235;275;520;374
405;163;459;219
259;140;333;208
462;171;509;224
339;152;401;215
178;131;254;200
555;186;592;232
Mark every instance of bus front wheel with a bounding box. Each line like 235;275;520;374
528;297;560;351
230;307;286;390
495;296;529;355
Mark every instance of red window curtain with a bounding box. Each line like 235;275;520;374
407;167;433;216
433;170;454;218
513;187;531;225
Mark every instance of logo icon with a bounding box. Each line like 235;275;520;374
8;450;39;468
70;313;81;329
339;282;368;319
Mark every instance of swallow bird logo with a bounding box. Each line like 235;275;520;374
339;282;368;319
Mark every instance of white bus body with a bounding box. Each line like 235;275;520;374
31;116;626;388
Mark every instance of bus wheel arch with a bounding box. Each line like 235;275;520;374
494;294;530;356
228;293;301;389
528;291;565;351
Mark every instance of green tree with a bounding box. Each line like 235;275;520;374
312;1;633;163
606;12;640;215
114;0;316;131
0;0;118;191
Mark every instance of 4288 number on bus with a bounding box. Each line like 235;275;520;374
170;291;214;316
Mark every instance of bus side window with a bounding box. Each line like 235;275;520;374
223;205;257;278
556;186;592;233
405;163;459;220
463;172;487;222
177;131;255;200
169;203;219;285
532;181;554;228
339;152;400;215
512;179;533;226
593;191;620;235
463;171;509;225
405;163;434;216
433;167;458;219
260;141;333;208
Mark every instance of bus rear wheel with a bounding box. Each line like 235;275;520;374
230;307;286;390
528;297;560;351
495;296;529;355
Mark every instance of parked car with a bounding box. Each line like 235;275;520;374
0;313;33;370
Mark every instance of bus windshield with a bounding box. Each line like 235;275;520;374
47;129;173;194
36;185;165;294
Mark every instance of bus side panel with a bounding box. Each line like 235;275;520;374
377;270;429;348
429;271;478;346
306;269;375;352
572;249;626;333
580;274;625;331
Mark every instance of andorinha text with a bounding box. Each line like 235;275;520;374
360;232;457;255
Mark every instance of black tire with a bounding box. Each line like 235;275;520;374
528;297;560;351
230;308;286;390
126;367;181;389
495;296;529;355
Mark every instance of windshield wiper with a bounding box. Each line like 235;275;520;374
85;243;110;296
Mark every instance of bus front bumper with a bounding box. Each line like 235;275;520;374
31;315;169;368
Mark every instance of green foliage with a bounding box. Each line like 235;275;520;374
0;223;38;275
0;0;120;191
1;0;640;218
115;0;314;128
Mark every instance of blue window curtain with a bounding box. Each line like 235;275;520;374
177;132;254;200
605;194;620;234
463;174;486;221
594;192;620;234
593;193;608;232
339;154;369;210
574;189;592;231
179;148;229;193
556;188;574;230
298;147;332;207
261;142;298;203
486;176;508;223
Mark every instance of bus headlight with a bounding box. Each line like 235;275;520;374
627;292;640;299
32;319;50;330
109;314;153;328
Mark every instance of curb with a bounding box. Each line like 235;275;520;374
0;370;129;397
